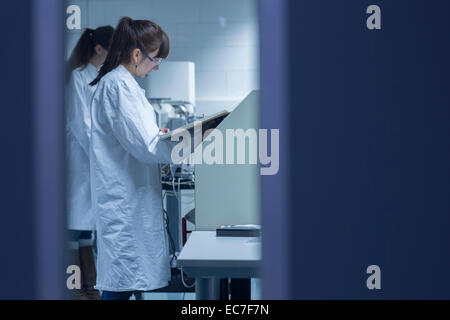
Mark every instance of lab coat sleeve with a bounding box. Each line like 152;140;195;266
66;72;91;156
103;81;176;164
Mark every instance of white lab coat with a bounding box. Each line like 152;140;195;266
90;64;174;291
66;63;98;230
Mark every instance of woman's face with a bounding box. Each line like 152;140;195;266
134;48;160;78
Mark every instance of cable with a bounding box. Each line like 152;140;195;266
174;174;196;289
164;209;177;267
172;176;179;201
180;266;196;288
162;191;177;267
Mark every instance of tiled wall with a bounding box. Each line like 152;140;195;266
65;0;260;114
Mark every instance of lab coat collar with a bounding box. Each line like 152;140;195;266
116;64;148;96
86;63;97;72
85;63;98;78
117;64;140;87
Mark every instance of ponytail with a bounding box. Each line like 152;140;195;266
67;25;115;76
90;17;170;86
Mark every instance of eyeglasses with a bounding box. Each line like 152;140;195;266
130;46;163;67
142;51;163;66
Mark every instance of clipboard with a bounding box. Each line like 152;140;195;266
159;110;230;141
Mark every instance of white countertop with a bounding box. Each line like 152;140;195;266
177;231;261;268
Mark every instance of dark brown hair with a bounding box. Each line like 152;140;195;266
90;17;170;86
67;25;114;73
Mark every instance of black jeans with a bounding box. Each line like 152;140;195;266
101;291;134;300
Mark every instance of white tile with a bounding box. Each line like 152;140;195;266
65;31;83;59
160;23;179;46
86;0;196;26
169;46;239;72
178;46;259;73
196;99;242;115
219;46;259;71
86;0;257;26
150;0;201;24
166;47;204;70
87;0;145;27
174;23;227;48
199;0;258;24
197;46;229;72
196;71;228;99
225;22;259;47
226;70;260;98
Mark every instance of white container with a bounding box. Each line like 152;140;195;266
137;61;196;106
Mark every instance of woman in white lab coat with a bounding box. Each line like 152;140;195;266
66;25;114;300
89;17;173;300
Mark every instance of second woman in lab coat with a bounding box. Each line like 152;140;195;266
89;17;173;300
66;25;114;300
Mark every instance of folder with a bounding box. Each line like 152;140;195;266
159;110;230;141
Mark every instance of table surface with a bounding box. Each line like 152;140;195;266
177;231;261;268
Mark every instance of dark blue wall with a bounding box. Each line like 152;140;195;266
0;1;35;299
287;0;450;298
0;0;65;299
